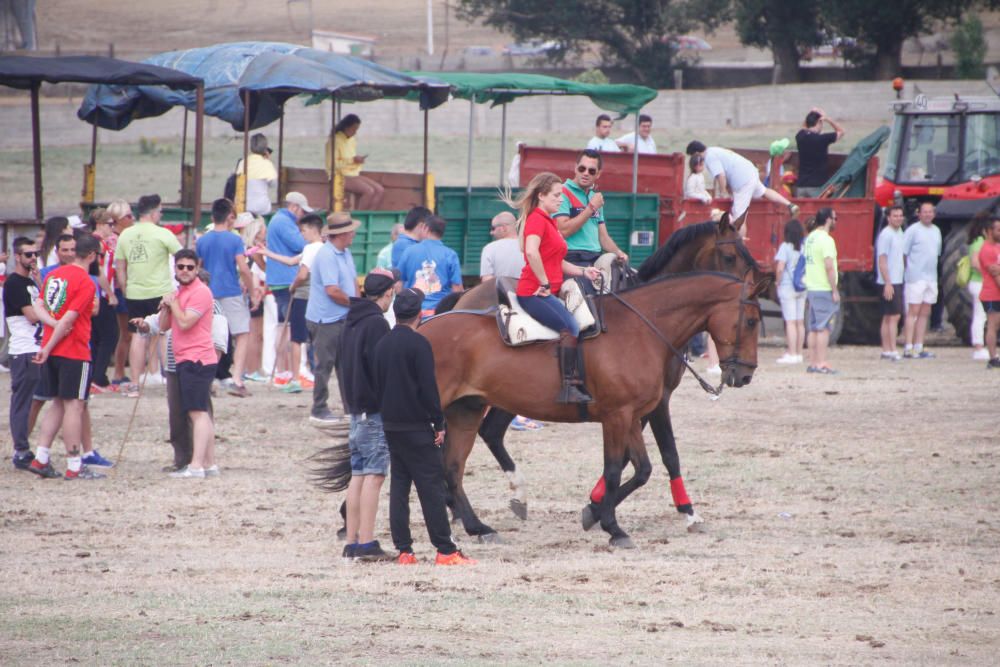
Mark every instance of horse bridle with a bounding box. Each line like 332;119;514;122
605;270;760;397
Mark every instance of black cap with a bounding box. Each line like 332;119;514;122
363;272;395;297
393;288;424;320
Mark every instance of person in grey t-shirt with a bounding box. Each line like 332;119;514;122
876;205;906;359
902;202;942;358
479;212;525;281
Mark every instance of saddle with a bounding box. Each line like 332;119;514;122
495;277;599;347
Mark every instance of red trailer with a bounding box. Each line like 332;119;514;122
519;145;883;343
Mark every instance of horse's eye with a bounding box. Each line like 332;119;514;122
746;318;758;328
722;254;735;265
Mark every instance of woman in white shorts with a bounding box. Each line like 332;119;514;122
774;219;807;363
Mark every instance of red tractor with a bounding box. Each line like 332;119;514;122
875;94;1000;342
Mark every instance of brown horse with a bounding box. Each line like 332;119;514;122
441;213;759;528
421;269;768;547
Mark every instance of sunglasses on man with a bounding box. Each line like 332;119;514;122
576;165;598;176
19;251;38;258
175;263;198;272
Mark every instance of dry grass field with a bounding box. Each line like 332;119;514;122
1;343;999;664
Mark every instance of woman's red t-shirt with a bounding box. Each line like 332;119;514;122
979;241;1000;301
517;208;567;296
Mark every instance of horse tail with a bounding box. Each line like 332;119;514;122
308;442;352;493
435;290;464;315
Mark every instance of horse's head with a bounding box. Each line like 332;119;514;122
708;270;771;388
638;214;759;283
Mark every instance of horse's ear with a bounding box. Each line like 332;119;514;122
731;209;749;232
751;272;773;297
717;211;733;233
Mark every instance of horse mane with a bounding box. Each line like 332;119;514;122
435;290;464;315
636;220;760;282
608;269;743;296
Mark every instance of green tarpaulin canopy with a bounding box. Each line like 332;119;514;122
821;125;890;198
407;71;657;114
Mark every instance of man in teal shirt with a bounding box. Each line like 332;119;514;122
555;149;628;267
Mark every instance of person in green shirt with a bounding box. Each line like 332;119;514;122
554;149;628;268
114;194;182;394
803;208;839;374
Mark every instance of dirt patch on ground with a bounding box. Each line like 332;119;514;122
1;343;998;664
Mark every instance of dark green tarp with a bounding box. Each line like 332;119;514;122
406;71;657;114
821;125;891;197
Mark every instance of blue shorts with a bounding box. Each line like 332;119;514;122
289;298;309;344
349;413;389;476
807;290;839;332
984;300;1000;314
272;288;291;323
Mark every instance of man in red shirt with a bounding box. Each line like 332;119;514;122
30;234;101;480
162;249;219;478
978;216;1000;368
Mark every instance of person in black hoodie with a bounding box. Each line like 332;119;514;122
338;269;397;562
373;288;476;566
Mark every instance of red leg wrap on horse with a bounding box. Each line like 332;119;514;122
670;477;691;507
590;476;606;504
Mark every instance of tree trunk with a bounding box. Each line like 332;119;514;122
772;41;801;83
875;38;904;80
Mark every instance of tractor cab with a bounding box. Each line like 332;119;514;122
876;95;1000;209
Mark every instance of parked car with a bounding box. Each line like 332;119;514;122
503;40;560;56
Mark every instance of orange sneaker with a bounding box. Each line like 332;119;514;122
434;550;476;566
298;376;315;389
272;372;292;387
397;552;418;565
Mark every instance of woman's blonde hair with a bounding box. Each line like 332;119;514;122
499;171;563;249
241;215;266;248
106;199;132;222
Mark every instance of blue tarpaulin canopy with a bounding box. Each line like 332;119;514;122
78;42;452;131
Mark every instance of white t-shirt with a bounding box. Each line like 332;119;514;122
587;136;621;152
292;240;324;299
702;147;760;192
685;173;712;203
902;222;942;284
480;238;525;280
617;132;656;154
875;225;905;285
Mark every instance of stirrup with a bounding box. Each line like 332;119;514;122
558;383;593;404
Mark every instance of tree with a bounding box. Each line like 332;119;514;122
951;14;987;79
824;0;992;80
732;0;824;84
455;0;730;88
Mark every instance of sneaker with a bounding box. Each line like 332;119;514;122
161;463;185;473
343;544;358;561
973;348;991;361
880;351;901;361
435;550;477;566
902;351;914;359
0;363;9;373
204;465;220;478
81;450;114;468
89;383;112;394
227;383;250;398
120;382;140;398
298;376;315;389
776;353;799;364
988;358;1000;369
396;551;418;565
169;466;206;479
354;541;395;563
272;372;293;387
788;203;801;218
916;350;936;359
29;460;60;479
243;371;270;383
141;373;166;386
280;380;303;394
309;409;342;426
706;364;721;375
65;465;106;480
12;451;35;470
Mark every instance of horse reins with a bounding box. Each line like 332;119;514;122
604;272;760;397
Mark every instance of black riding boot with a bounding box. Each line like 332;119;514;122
557;334;592;404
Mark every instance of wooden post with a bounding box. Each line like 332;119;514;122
423;107;429;208
31;82;43;221
180;107;188;204
277;110;285;202
192;84;205;242
329;98;336;211
242;90;250;213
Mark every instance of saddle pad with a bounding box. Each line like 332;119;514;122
498;280;596;346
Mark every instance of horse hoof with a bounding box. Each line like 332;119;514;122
581;505;598;532
509;499;528;521
686;513;706;533
336;526;347;541
609;535;635;549
477;532;503;545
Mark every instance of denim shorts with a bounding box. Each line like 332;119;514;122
349;412;389;476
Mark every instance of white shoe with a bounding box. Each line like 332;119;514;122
169;466;205;478
141;373;165;386
973;348;991;361
776;353;799;364
204;465;220;478
706;364;721;375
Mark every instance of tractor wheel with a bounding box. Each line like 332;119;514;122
837;271;882;345
940;223;972;345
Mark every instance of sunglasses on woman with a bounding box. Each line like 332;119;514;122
576;165;598;175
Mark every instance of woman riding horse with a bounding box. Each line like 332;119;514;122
510;172;602;404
